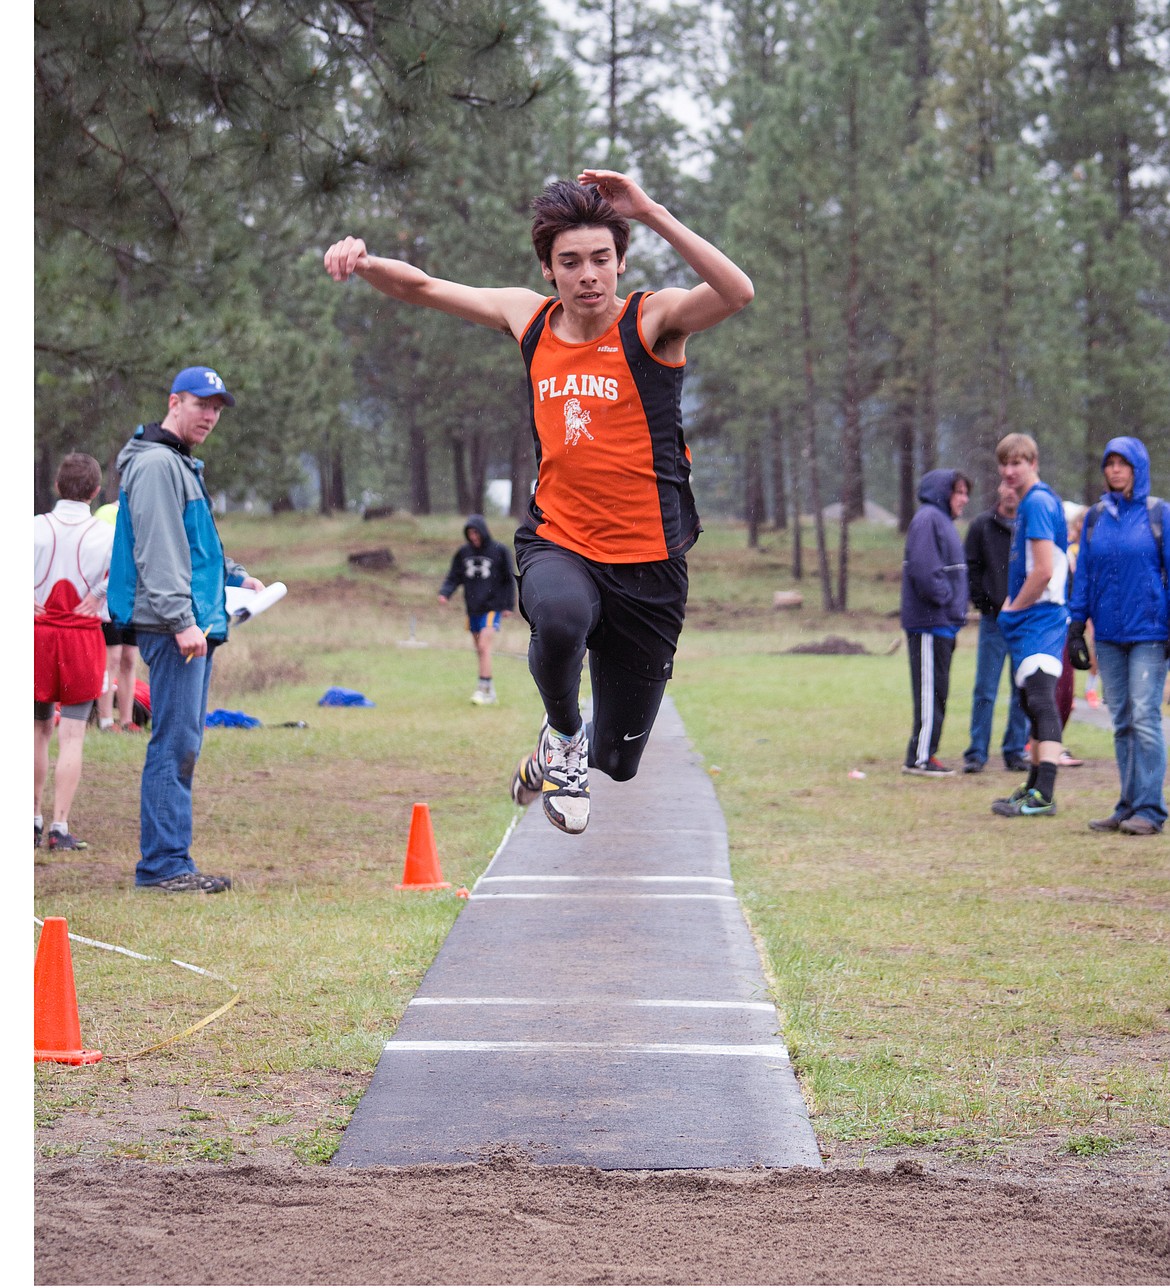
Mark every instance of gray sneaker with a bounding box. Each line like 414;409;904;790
147;872;232;894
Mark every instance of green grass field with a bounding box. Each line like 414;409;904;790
33;513;1169;1168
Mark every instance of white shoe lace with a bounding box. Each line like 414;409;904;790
546;728;588;790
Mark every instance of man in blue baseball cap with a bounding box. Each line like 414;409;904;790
170;365;236;407
108;365;263;893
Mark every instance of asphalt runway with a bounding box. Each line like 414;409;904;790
333;697;820;1171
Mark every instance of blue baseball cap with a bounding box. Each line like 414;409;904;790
170;366;235;407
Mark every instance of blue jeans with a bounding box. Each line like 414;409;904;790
136;632;215;884
1094;640;1168;829
965;615;1028;765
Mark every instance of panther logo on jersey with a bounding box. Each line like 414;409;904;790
563;398;594;447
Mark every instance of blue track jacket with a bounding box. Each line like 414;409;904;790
108;424;248;639
1068;436;1170;645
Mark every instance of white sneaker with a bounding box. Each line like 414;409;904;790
540;724;590;834
470;689;497;706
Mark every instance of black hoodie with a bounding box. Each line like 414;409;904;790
438;515;516;616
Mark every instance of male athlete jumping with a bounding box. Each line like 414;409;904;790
324;170;753;834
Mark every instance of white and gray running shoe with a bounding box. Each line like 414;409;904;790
540;723;590;834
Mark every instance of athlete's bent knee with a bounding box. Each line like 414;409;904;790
589;739;643;783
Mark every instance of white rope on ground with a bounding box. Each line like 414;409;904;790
33;915;241;1061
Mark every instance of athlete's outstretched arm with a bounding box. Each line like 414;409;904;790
322;236;542;339
579;170;754;342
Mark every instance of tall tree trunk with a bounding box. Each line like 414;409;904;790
510;422;531;519
789;425;803;581
408;416;431;516
468;429;488;515
840;85;865;526
993;226;1014;436
919;246;940;473
744;437;765;548
35;439;56;515
770;409;787;530
452;438;470;515
836;506;850;612
1112;17;1133;219
1082;245;1106;503
894;351;917;533
799;198;835;611
318;445;346;515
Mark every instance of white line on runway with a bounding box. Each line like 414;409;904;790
470;892;739;901
408;997;775;1010
383;1039;791;1058
478;874;733;885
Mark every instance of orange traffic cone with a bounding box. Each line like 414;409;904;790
34;917;102;1065
395;803;451;891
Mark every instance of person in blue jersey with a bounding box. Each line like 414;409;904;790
1068;437;1170;836
990;433;1069;818
900;468;971;776
108;367;265;893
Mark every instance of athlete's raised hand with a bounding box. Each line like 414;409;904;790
323;236;371;282
577;170;654;222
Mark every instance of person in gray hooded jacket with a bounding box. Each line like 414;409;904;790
900;468;971;775
109;366;264;893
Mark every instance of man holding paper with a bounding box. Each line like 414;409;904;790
108;366;264;894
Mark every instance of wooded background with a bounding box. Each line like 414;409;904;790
34;0;1170;605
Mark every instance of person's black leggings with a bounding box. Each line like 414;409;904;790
1018;668;1062;744
516;534;686;782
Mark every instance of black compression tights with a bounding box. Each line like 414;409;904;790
1019;669;1062;745
520;555;668;783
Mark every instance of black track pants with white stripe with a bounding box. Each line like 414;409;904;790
905;631;955;768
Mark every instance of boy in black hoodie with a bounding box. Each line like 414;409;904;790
438;515;516;704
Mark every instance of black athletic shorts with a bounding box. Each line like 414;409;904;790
514;527;688;681
102;621;138;647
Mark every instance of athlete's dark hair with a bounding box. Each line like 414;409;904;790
55;453;101;502
531;180;630;268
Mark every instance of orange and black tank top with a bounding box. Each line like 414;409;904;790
518;290;701;563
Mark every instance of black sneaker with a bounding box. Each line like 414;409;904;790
1003;754;1031;772
991;788;1056;817
902;757;954;777
992;783;1029;810
47;829;88;851
540;724;590;834
510;718;546;807
962;757;985;774
35;822;43;849
147;872;233;894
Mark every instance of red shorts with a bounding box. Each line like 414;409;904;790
34;620;106;706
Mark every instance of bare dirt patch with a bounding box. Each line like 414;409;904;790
35;1151;1170;1285
35;1067;1170;1285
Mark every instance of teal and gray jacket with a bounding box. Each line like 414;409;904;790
108;423;248;639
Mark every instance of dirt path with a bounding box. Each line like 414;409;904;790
36;1154;1170;1285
